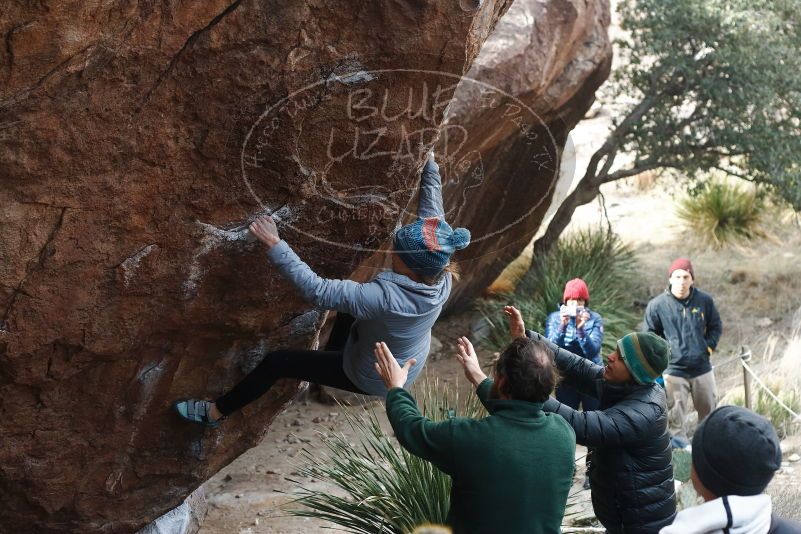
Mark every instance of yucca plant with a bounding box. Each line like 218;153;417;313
285;379;485;533
676;180;766;249
285;379;587;532
673;449;702;512
478;228;642;355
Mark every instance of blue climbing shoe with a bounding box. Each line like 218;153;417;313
175;399;222;428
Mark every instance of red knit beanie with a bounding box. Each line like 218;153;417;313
563;278;590;302
668;258;694;279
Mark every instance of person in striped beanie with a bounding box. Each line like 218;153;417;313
504;305;677;532
614;331;671;384
393;215;470;278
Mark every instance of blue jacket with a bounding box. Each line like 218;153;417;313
645;287;722;378
544;307;603;363
265;158;450;396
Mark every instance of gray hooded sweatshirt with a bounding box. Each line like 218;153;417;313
264;158;451;396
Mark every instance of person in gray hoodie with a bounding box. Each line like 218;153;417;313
175;154;470;427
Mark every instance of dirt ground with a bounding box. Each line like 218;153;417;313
197;98;801;532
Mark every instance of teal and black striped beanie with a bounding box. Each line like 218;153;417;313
393;217;471;277
616;332;670;385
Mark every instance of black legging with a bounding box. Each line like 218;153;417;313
215;313;367;415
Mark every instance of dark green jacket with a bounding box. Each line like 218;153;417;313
385;380;576;534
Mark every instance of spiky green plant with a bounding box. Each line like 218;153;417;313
478;228;642;356
285;379;587;532
677;180;766;249
285;379;484;533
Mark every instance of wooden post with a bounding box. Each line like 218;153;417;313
740;346;752;410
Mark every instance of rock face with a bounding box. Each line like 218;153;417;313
136;487;206;534
0;0;611;531
440;0;612;310
0;1;513;532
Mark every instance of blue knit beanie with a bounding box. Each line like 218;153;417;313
393;217;471;277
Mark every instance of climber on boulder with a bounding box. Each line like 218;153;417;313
176;153;470;427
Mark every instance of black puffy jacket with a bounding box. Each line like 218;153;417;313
529;331;676;533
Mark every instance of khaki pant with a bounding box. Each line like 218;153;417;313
664;370;717;441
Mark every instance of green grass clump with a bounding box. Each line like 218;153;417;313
478;228;643;355
676;180;766;249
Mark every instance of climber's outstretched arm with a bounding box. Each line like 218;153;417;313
248;215;385;320
417;155;444;219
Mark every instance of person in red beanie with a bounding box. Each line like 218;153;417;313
645;258;722;448
545;277;604;489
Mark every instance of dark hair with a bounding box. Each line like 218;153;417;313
495;337;559;403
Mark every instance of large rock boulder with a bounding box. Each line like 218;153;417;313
0;1;513;531
440;0;612;310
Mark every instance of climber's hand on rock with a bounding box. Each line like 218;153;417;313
249;215;280;248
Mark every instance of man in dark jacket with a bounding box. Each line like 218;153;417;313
645;258;723;445
505;306;677;534
373;335;576;534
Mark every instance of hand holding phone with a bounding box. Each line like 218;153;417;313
560;304;577;317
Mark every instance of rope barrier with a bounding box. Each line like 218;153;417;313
740;358;801;422
713;355;742;369
712;346;799;422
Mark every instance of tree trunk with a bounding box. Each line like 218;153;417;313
527;91;668;260
531;174;604;258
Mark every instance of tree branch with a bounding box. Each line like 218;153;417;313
711;165;751;180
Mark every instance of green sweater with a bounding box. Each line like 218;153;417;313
385;379;576;534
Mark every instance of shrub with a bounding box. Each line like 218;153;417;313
676;482;702;512
727;385;801;439
673;449;702;511
478;228;643;356
676;180;766;249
